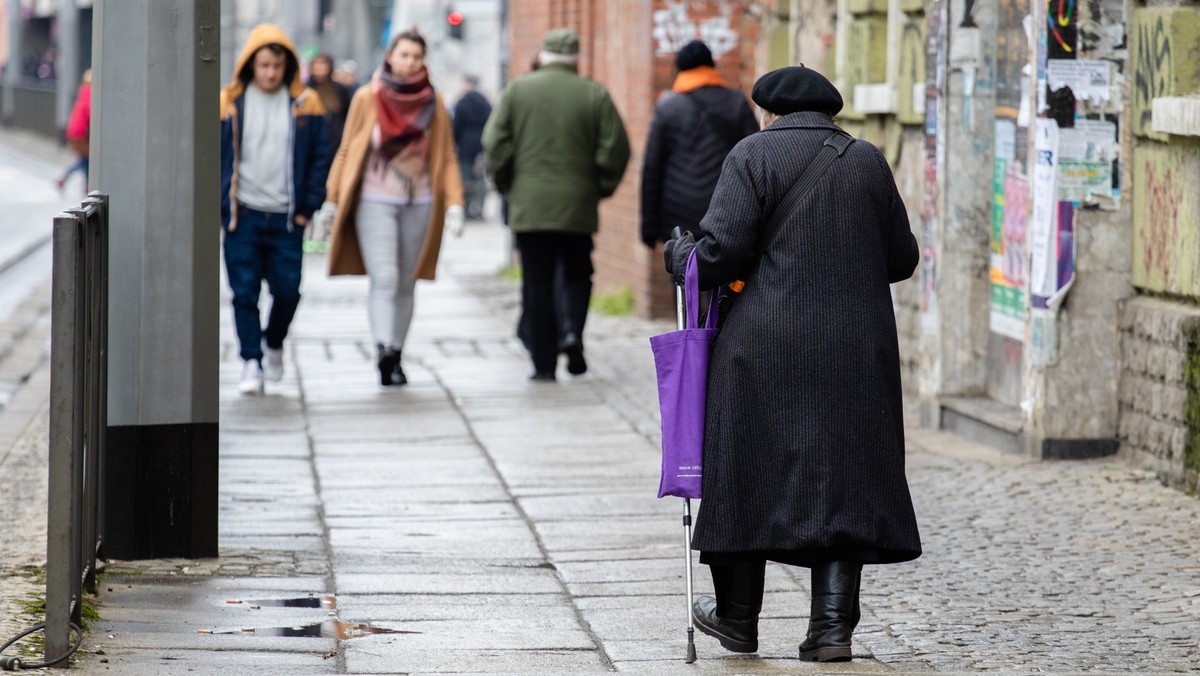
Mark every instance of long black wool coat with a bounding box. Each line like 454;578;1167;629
675;111;921;565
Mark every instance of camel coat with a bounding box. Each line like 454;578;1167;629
326;85;463;279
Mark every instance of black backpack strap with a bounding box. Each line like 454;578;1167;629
754;131;855;259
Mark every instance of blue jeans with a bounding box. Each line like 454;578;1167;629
223;206;304;362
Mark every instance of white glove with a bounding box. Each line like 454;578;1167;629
311;202;336;241
445;204;465;238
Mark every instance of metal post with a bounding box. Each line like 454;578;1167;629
46;212;82;664
86;192;109;567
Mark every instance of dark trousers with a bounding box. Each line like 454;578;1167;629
515;232;593;375
459;155;485;219
223;206;304;362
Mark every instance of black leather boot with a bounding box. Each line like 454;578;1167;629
376;344;400;386
391;350;407;386
798;560;861;662
692;560;765;653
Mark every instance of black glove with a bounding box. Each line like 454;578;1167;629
663;230;695;283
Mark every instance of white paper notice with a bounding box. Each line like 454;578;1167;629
1030;119;1059;300
1057;119;1117;202
1046;59;1111;103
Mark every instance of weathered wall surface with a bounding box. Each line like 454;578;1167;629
1131;139;1200;295
1119;297;1200;493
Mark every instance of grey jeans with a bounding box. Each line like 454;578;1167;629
355;199;432;350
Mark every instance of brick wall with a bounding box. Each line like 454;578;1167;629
505;0;757;319
1119;297;1200;493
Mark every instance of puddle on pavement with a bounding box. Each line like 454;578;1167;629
234;595;337;610
256;620;418;639
200;620;417;639
207;595;417;639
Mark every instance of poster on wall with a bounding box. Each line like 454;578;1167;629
989;118;1027;341
1030;118;1076;309
1056;117;1119;204
1030;118;1060;302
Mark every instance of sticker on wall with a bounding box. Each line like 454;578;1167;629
1046;59;1111;103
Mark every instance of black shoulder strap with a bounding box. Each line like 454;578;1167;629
755;131;855;258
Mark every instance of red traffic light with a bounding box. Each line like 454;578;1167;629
448;11;464;26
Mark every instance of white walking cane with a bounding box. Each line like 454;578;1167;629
670;227;698;664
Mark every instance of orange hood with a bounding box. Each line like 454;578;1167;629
222;23;306;103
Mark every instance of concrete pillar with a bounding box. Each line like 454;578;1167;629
92;0;220;559
924;0;995;401
55;0;79;133
2;0;21;122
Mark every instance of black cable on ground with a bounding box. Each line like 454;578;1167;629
0;622;83;670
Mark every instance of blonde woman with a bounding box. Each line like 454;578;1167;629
322;30;465;385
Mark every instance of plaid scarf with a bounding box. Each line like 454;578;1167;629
373;64;435;187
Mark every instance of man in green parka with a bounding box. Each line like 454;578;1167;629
483;28;631;380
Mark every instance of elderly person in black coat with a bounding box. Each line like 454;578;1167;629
664;66;921;662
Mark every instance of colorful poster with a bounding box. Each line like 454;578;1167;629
989;118;1027;342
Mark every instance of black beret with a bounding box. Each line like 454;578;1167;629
751;66;843;116
675;41;715;71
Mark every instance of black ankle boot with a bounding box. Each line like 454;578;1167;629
376;344;399;386
692;560;765;653
798;560;861;662
391;350;407;385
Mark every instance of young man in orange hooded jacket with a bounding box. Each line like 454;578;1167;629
220;24;332;395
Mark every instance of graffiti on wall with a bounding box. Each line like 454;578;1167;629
1047;0;1078;58
1140;161;1180;283
652;2;739;58
1132;144;1200;295
1131;14;1172;139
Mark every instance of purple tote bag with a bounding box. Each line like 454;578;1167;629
650;250;718;499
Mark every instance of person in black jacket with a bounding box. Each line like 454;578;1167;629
453;75;493;220
640;41;758;248
663;66;921;662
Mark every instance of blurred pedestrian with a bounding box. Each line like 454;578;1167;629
452;75;492;220
220;24;332;395
662;66;921;662
307;53;352;153
57;69;92;193
333;59;360;93
640;41;757;248
321;29;465;387
483;28;630;380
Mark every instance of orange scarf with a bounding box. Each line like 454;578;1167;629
672;66;726;93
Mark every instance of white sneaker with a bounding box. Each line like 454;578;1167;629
263;342;284;382
238;359;265;395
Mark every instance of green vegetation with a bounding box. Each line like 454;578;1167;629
1185;330;1200;477
591;285;633;316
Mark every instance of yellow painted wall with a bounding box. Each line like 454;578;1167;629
1131;140;1200;295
